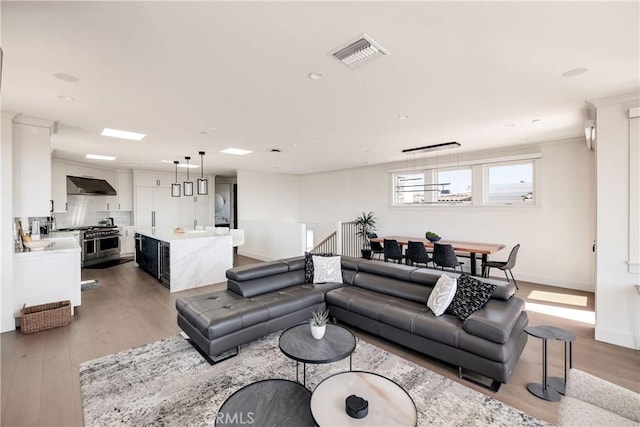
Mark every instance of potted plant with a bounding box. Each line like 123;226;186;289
354;211;376;259
310;308;330;339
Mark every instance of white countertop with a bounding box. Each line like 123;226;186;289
135;228;224;243
15;235;80;256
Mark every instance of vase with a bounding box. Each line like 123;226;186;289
311;324;326;339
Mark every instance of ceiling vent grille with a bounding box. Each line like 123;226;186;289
329;34;389;70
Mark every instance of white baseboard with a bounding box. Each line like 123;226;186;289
595;326;640;350
237;249;275;262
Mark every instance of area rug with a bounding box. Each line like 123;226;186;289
80;333;548;427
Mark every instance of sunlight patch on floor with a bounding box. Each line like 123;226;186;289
527;290;588;307
525;302;595;325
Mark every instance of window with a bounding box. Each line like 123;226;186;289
486;162;534;204
392;167;471;205
390;154;540;207
394;172;426;205
436;168;472;203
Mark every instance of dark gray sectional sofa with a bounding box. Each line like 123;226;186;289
176;255;528;384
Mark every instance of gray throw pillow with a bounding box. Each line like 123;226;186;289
445;274;496;320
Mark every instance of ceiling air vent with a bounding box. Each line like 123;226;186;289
329;34;389;70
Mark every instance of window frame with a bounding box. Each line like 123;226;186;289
483;160;536;206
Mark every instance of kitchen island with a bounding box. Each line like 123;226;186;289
13;234;81;321
134;229;233;292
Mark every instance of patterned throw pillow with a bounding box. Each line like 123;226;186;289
445;274;496;320
427;274;457;316
304;252;332;283
312;255;343;284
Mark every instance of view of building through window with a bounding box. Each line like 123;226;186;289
436;168;472;202
486;163;534;203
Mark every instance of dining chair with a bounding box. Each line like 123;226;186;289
433;243;464;272
482;244;520;289
406;241;433;268
215;227;230;235
383;239;406;264
230;229;245;248
367;232;384;260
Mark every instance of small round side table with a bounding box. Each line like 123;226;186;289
545;326;576;395
525;326;561;402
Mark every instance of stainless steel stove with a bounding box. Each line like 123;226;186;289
70;226;121;267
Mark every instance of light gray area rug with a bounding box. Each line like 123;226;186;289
80;332;548;427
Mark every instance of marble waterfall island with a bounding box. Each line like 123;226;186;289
135;229;233;292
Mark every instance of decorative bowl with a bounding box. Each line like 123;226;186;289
427;236;441;243
23;239;52;250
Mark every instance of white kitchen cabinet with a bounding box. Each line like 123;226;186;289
135;186;179;229
51;161;68;213
120;226;135;254
135;171;175;188
115;170;133;211
12;120;52;217
13;240;81;320
178;194;211;228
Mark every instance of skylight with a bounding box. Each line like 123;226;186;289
221;148;253;156
86;154;116;161
101;128;146;141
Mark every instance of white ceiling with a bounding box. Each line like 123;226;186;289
2;1;638;176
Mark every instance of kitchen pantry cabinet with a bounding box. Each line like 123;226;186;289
115;170;133;211
51;161;68;213
12;119;53;217
135;186;179;229
178;195;210;228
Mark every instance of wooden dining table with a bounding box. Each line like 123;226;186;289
369;236;506;277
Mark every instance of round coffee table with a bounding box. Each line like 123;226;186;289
216;379;313;426
310;371;417;426
279;323;356;388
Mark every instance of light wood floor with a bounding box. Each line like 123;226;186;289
1;257;639;426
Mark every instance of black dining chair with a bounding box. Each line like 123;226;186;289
433;243;464;272
482;244;520;289
367;232;385;260
383;239;406;264
406;241;433;268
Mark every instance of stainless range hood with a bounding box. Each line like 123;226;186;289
67;176;117;196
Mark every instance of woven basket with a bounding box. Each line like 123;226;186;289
20;300;71;334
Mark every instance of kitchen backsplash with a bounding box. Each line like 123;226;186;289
52;195;132;228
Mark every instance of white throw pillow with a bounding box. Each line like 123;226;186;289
312;255;343;284
427;274;457;316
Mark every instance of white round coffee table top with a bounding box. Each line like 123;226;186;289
310;371;417;426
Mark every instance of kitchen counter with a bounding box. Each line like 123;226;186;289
136;228;220;242
13;235;81;321
135;229;233;292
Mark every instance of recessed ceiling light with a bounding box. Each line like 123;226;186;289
57;95;74;101
308;72;324;80
221;148;253;156
161;160;173;163
270;149;281;153
505;123;516;128
532;119;541;123
86;154;116;161
200;131;207;135
398;115;410;120
101;128;146;141
53;72;79;82
177;163;200;169
562;67;590;77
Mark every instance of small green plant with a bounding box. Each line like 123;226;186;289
310;308;330;327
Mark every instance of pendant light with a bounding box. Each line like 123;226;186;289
183;156;194;196
171;161;181;197
197;151;208;195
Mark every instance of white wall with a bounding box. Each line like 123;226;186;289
1;112;17;332
299;138;596;291
593;94;639;350
237;170;305;260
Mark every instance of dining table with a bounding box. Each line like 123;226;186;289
369;236;506;277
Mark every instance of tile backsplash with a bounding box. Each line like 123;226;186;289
52;195;132;228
